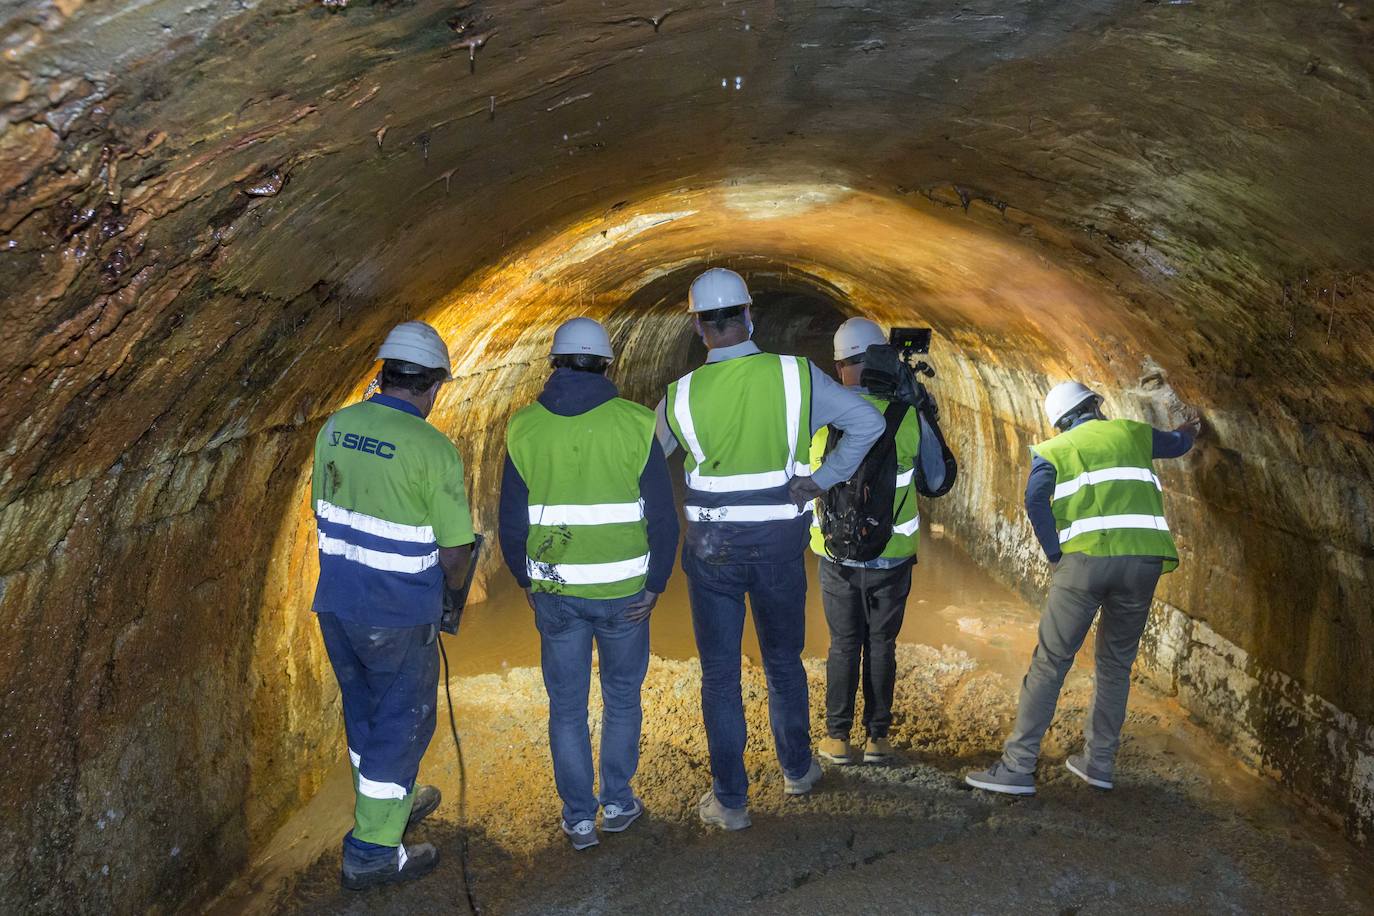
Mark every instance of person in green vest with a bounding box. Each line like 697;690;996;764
966;380;1201;795
656;269;884;830
311;320;477;890
498;317;679;850
811;318;922;767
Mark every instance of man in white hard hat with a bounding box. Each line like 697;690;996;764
311;320;477;889
657;268;884;830
966;380;1201;796
811;318;923;767
499;317;679;850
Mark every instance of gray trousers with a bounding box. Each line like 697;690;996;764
1002;553;1164;776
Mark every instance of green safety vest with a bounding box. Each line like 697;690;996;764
665;353;813;522
1031;418;1179;572
507;397;656;598
809;394;921;560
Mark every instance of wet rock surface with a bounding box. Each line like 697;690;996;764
1;0;1372;912
226;646;1374;915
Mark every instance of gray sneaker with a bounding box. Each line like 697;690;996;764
1066;753;1114;790
783;757;823;796
964;761;1036;796
601;798;644;833
560;818;600;850
698;791;751;831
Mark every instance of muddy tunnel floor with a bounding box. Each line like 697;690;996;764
207;539;1374;916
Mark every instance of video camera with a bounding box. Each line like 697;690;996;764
889;327;936;379
860;326;937;415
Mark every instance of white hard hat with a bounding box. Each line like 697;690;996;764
550;317;614;360
377;320;452;378
833;317;887;360
1044;381;1099;427
687;268;752;313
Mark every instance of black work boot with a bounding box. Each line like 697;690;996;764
341;842;440;891
407;785;442;826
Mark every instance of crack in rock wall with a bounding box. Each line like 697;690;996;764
1;1;1372;912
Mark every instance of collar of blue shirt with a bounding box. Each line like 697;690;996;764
704;339;761;364
368;393;424;417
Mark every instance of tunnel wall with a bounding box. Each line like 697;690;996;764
2;0;1373;912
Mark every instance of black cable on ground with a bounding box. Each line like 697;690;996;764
439;636;482;916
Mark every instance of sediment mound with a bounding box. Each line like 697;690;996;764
238;644;1373;914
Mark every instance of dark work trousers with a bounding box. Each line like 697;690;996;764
317;612;439;866
818;556;914;740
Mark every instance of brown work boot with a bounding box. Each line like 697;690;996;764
818;736;853;765
864;736;895;763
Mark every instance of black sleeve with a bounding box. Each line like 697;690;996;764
1152;427;1195;459
498;454;532;588
1024;456;1063;562
639;439;680;593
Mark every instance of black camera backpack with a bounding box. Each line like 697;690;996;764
814;400;909;562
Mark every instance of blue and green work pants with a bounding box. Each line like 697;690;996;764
317;612;439;865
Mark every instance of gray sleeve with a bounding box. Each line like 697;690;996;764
808;363;884;490
654;397;679;457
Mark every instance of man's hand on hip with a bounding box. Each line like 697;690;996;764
523;587;536;612
624;590;659;623
787;476;824;508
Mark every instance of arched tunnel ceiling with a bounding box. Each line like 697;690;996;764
2;0;1373;912
3;0;1372;486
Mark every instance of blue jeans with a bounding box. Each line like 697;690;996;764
684;553;812;809
532;590;651;825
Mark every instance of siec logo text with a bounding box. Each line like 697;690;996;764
330;431;397;459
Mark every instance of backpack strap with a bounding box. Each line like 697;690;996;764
823;400;907;458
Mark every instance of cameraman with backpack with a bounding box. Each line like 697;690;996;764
811;318;927;766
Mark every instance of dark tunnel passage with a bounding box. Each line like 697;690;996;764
1;0;1373;912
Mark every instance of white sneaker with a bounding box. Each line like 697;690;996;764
560;818;600;850
783;757;823;796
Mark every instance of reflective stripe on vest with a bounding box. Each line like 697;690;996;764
1057;513;1169;544
1052;466;1161;502
528;502;645;526
687;503;805;523
527;554;651;586
893;513;921;537
809;508;920;533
